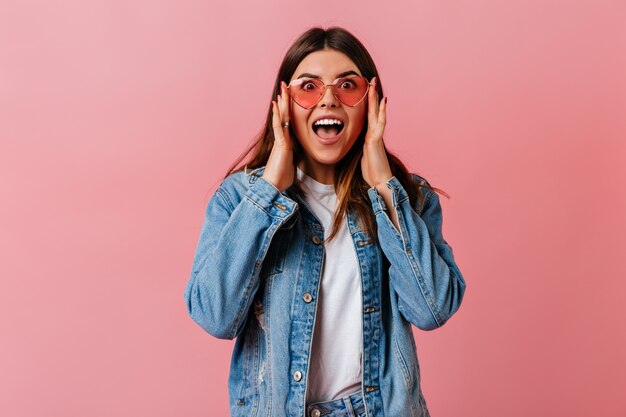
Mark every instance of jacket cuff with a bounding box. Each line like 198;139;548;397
367;176;409;214
245;175;298;220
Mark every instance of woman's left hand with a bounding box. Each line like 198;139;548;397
361;77;393;189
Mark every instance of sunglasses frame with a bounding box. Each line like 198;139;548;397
286;75;373;109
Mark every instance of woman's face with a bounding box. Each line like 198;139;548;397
288;49;368;183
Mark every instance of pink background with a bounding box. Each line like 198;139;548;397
1;1;625;416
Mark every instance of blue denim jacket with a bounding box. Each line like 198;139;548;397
183;165;467;417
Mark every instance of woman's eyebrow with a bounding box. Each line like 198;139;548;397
295;70;359;80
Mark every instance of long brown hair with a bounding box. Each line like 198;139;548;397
223;26;447;243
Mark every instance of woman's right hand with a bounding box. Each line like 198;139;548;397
262;81;295;193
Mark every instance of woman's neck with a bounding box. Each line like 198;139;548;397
298;160;335;185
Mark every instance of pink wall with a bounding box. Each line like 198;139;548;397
1;1;625;416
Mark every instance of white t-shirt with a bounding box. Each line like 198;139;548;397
296;167;363;403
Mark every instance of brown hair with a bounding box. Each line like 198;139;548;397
223;26;447;243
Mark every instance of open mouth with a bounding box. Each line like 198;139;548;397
312;121;345;139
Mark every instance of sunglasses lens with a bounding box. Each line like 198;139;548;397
288;77;369;108
334;76;369;106
289;79;324;109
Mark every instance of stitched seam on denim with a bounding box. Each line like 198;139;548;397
191;190;234;276
216;187;236;213
303;245;325;413
377;209;402;245
244;194;283;220
404;247;443;327
419;191;447;323
394;335;419;416
289;238;306;321
410;260;443;327
237;329;253;406
227;223;277;339
407;333;421;416
367;188;384;215
262;230;288;278
245;177;295;220
392;200;409;250
393;335;412;389
387;176;409;203
396;195;409;206
390;189;409;210
407;193;445;326
349;224;368;416
395;204;443;328
264;271;273;417
250;327;260;417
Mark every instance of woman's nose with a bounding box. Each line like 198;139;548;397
318;85;339;107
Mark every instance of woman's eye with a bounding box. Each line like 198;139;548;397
339;80;357;89
302;81;316;91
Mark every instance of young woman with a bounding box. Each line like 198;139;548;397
184;26;467;417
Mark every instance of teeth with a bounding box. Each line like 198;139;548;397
314;119;343;126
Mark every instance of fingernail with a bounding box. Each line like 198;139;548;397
385;97;388;104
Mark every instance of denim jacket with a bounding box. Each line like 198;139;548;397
183;165;467;417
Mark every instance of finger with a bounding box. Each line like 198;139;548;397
368;77;379;123
367;79;375;123
377;96;387;134
370;98;387;141
279;82;290;126
273;100;292;151
271;101;284;139
281;81;291;106
277;85;285;121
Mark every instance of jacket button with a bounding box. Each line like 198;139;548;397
311;235;321;245
310;408;321;417
302;292;313;303
293;370;302;381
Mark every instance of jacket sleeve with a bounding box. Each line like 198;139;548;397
183;176;298;339
367;176;467;330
